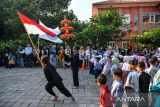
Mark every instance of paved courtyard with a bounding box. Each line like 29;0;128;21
0;67;100;107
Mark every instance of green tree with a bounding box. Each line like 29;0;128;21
73;6;125;47
71;21;90;45
131;28;160;47
0;0;72;40
0;5;5;40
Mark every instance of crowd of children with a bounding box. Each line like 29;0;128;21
91;46;160;107
1;44;160;107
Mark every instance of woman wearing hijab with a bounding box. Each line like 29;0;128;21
138;53;148;69
101;55;111;89
122;56;131;84
150;70;160;107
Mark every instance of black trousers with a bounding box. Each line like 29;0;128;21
45;82;72;97
33;56;37;67
25;54;32;67
89;62;94;75
4;56;8;66
79;60;83;68
71;66;79;86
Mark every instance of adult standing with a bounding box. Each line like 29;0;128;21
85;46;91;68
17;46;25;67
33;45;40;67
41;46;49;56
3;47;10;67
64;45;71;68
79;46;85;68
50;45;57;67
71;47;80;89
58;46;65;69
24;44;33;67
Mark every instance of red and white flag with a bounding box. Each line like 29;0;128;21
39;21;63;43
17;11;57;37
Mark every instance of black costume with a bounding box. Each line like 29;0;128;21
71;53;80;86
43;63;72;97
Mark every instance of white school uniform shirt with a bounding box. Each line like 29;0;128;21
85;49;90;56
111;80;123;100
79;50;85;60
125;70;139;93
24;47;32;55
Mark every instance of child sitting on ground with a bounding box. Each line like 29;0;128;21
97;74;112;107
7;52;16;68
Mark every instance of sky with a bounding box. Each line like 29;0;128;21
69;0;105;21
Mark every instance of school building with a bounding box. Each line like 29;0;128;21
92;0;160;48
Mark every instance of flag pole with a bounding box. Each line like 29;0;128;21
37;35;41;67
17;11;44;69
38;20;40;51
38;35;40;50
27;34;44;69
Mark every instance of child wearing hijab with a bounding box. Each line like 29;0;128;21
101;55;111;89
122;56;131;84
122;56;130;72
118;55;123;69
138;53;148;69
150;70;160;107
111;57;119;74
107;57;119;89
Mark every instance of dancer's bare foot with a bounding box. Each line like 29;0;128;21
53;96;58;101
71;96;75;102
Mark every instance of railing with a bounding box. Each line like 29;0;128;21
143;23;160;31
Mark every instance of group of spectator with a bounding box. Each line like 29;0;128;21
0;44;70;68
0;44;160;107
88;46;160;107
